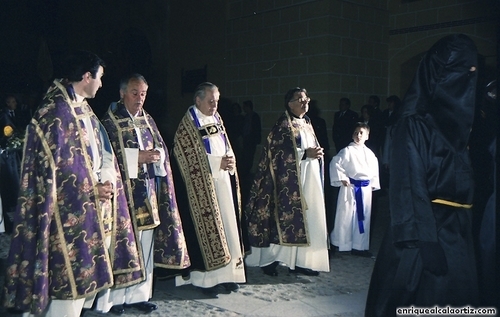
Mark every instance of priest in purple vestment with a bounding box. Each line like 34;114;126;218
98;74;190;314
3;51;143;317
245;87;330;277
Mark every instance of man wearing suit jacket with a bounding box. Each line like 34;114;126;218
1;95;31;134
332;98;358;153
0;95;25;234
329;98;359;240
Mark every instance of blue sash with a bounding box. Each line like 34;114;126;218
349;177;370;234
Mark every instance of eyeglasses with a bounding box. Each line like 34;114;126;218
289;97;310;104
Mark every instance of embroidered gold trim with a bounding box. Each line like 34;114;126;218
41;83;114;298
106;107;160;231
275;112;310;246
173;109;232;271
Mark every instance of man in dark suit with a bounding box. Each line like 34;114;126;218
329;97;359;244
1;95;30;134
1;96;18;141
368;95;383;119
0;95;25;233
332;97;358;153
240;100;261;195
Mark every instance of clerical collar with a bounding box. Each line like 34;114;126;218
193;105;214;120
74;93;85;103
287;110;310;123
127;108;143;118
65;83;85;102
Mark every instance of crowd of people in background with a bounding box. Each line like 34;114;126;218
0;32;495;316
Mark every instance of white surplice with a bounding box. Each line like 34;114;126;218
329;142;380;252
245;117;330;272
96;110;168;312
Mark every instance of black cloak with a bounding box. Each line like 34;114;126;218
365;34;479;316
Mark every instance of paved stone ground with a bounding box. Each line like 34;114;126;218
0;194;390;317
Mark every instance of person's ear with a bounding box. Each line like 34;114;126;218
83;71;92;82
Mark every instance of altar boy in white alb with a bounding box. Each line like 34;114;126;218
330;122;379;257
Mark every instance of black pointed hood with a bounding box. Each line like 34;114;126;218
400;34;478;150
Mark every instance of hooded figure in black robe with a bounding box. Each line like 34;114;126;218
365;34;479;316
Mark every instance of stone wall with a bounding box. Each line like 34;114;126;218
0;0;496;149
222;0;497;152
387;0;497;97
224;0;391;143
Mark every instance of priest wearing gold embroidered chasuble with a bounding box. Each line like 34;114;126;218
172;82;245;298
98;74;190;314
3;51;143;317
245;87;330;277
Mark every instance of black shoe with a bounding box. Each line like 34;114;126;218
261;261;279;276
200;284;230;298
109;304;125;315
351;249;374;258
201;286;218;298
154;267;175;281
124;301;158;312
7;308;25;314
288;266;319;276
215;284;232;294
80;308;90;317
221;282;240;292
